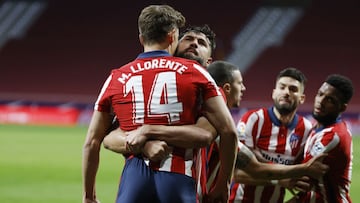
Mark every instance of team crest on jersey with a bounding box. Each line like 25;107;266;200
289;133;300;149
237;122;246;140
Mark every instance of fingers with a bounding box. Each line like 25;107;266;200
313;153;328;162
293;180;311;192
126;141;141;153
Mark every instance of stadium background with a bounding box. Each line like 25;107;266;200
0;1;359;202
0;0;359;131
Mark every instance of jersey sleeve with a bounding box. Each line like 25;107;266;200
94;73;113;113
192;63;222;100
308;129;340;159
237;109;259;148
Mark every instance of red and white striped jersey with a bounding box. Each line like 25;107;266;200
195;87;227;203
230;107;312;203
195;139;220;203
196;138;248;203
95;50;221;178
298;119;353;203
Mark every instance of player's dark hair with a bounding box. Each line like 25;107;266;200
207;60;239;87
276;67;307;87
325;74;353;104
180;24;216;55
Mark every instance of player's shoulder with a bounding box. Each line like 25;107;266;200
244;108;264;117
238;108;264;125
171;56;205;68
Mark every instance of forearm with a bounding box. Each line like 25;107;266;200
142;124;214;148
204;96;238;184
241;161;307;183
233;169;276;185
218;132;238;184
103;129;130;154
82;111;112;201
235;139;308;184
82;140;101;200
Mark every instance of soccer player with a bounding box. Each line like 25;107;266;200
176;24;216;67
103;24;217;160
231;67;312;203
104;61;329;203
293;74;354;203
82;5;238;203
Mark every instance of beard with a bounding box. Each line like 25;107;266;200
312;112;338;126
274;102;296;116
175;51;205;66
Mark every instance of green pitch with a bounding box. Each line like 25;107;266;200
0;124;359;202
0;124;124;203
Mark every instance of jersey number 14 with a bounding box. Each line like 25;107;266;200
124;72;183;124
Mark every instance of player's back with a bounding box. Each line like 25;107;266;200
95;51;221;176
109;55;219;131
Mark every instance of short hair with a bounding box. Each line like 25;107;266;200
276;67;307;87
138;5;185;44
325;74;354;104
179;24;216;55
207;60;239;87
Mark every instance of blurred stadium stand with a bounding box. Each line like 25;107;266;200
0;0;359;126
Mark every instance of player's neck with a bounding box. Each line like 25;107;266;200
143;42;171;53
274;108;296;126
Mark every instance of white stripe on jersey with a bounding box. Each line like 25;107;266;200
94;74;113;111
150;148;194;177
159;154;172;172
255;109;265;147
269;125;279;151
192;63;222;96
184;148;194;177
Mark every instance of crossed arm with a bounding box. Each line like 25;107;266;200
103;116;216;160
233;143;328;184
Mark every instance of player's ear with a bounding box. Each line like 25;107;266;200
167;28;176;44
299;94;306;104
340;103;347;113
139;34;144;45
223;83;231;93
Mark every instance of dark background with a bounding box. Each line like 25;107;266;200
1;0;359;112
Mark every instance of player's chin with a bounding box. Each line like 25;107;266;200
233;102;241;108
313;107;322;115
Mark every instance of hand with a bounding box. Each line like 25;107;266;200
206;180;229;203
280;176;312;192
304;153;329;179
142;140;172;162
125;126;149;152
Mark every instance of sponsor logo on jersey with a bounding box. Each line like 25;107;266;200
261;152;294;165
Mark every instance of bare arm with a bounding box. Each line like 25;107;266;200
202;96;238;202
105;116;216;152
103;129;172;161
103;117;217;160
135;121;215;148
82;111;113;203
233;144;328;185
103;128;129;154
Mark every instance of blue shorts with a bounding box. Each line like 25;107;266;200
116;156;196;203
